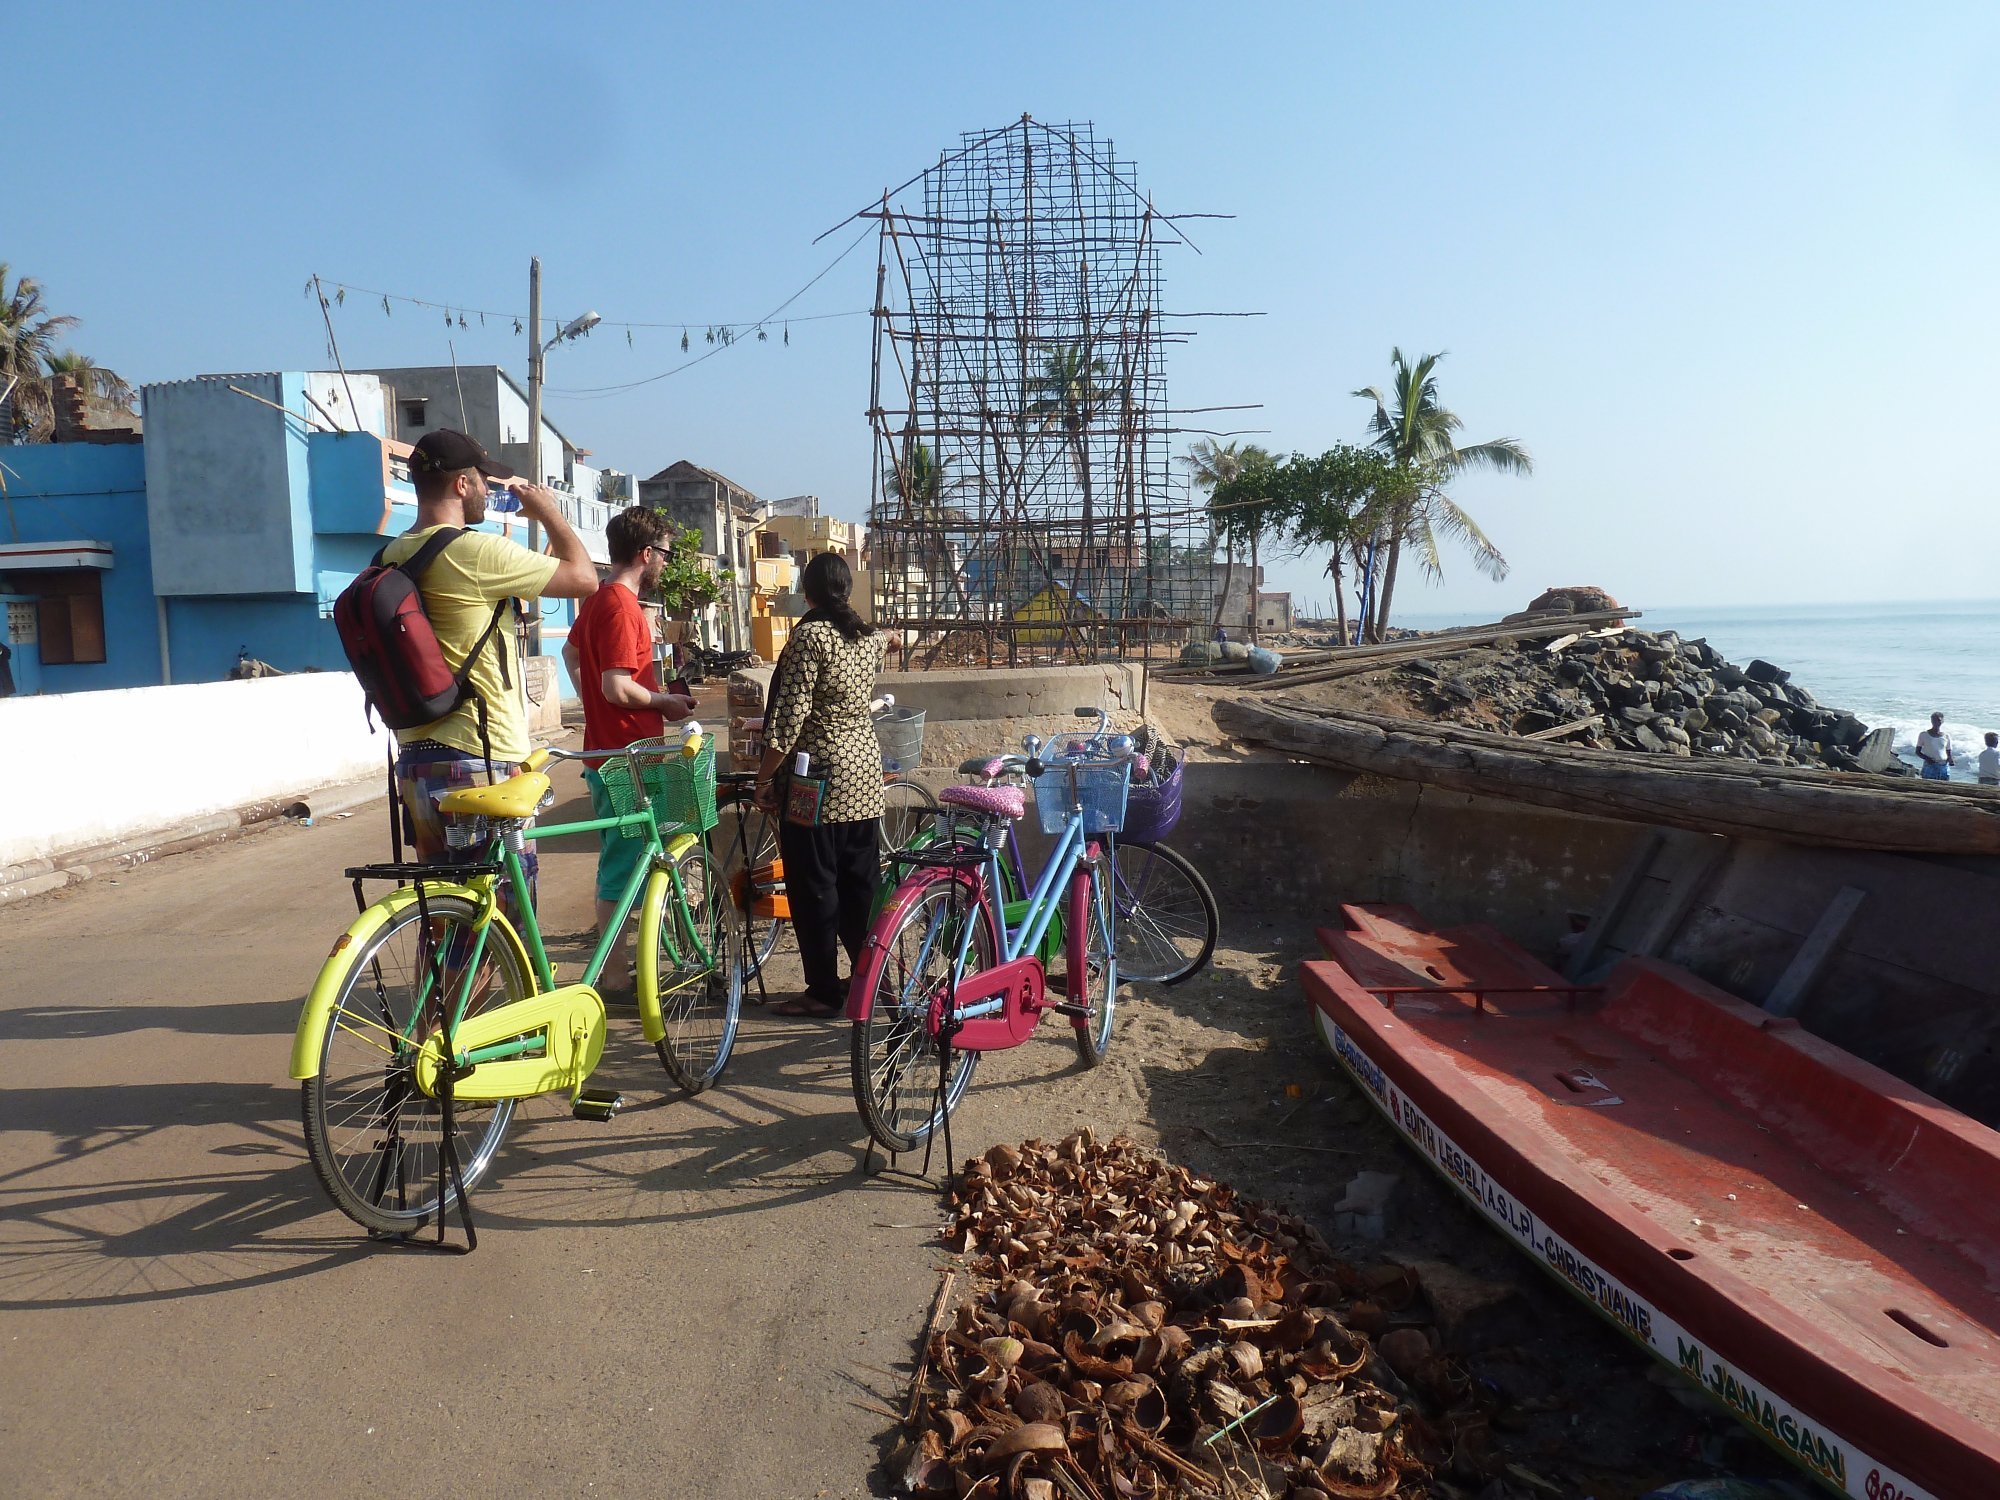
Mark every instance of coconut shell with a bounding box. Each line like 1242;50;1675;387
984;1422;1067;1463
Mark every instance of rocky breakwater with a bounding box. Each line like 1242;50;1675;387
1405;629;1893;772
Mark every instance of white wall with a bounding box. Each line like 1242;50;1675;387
0;673;382;870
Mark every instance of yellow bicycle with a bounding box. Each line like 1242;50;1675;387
289;736;739;1246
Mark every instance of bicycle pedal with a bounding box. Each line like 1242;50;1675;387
571;1088;625;1122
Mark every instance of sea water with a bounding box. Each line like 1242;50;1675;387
1398;600;2000;782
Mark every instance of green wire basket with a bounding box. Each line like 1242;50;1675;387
592;736;719;840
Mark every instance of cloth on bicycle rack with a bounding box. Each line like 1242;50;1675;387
779;816;880;1013
396;745;538;927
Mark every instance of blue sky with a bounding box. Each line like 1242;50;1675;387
18;1;2000;614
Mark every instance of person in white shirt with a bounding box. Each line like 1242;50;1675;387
1978;731;2000;787
1915;712;1955;781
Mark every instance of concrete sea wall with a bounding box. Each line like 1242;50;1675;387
0;672;381;872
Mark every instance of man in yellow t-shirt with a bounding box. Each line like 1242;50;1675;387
385;429;597;913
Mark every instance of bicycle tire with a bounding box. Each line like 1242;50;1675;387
300;895;527;1236
878;779;940;872
1070;862;1117;1065
1109;841;1218;986
850;872;991;1153
646;843;742;1094
717;801;787;980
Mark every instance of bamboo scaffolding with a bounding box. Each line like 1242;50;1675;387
863;117;1235;666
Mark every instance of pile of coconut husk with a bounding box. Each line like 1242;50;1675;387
900;1131;1503;1500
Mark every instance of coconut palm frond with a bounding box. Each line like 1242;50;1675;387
1424;493;1510;581
1445;437;1533;477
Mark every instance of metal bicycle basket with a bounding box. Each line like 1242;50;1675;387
874;706;926;775
592;736;720;839
1032;755;1132;836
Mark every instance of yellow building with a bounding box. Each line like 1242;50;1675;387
1015;582;1101;645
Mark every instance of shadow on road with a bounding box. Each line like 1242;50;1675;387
0;1009;960;1310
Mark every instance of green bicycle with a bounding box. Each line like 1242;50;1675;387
289;736;741;1246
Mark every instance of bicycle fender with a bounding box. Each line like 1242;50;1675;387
633;833;702;1044
1066;853;1102;1030
847;866;992;1023
287;881;524;1081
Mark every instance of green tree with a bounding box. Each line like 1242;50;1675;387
647;522;724;616
0;266;79;441
1355;348;1530;637
1179;439;1272;634
1275;447;1414;646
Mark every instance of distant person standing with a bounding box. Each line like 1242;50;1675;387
754;554;889;1018
564;505;697;944
1978;731;2000;787
1915;712;1955;782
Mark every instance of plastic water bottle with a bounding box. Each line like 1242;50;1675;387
487;486;522;513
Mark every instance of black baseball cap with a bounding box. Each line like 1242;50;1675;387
408;428;514;480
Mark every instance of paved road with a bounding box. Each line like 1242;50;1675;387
1;766;1002;1498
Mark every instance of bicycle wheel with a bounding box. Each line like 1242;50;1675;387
1110;841;1219;986
1070;863;1117;1066
878;779;940;871
647;842;743;1094
300;895;527;1236
851;874;991;1153
717;801;787;979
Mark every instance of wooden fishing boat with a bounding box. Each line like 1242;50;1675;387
1213;698;2000;855
1303;903;2000;1499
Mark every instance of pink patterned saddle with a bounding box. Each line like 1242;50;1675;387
938;783;1028;820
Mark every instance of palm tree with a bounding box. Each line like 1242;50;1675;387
44;350;136;412
1354;348;1531;638
0;266;79;440
883;440;964;616
1027;343;1112;574
1180;439;1272;636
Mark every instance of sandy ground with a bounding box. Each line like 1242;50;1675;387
0;716;1774;1498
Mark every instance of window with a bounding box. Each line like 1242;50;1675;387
1094;547;1110;568
1048;551;1065;570
400;400;427;431
11;570;106;665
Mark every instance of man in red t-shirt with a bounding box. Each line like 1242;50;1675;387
565;506;696;940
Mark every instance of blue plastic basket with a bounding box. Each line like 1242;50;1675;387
1032;756;1131;835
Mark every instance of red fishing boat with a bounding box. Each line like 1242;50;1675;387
1303;904;2000;1500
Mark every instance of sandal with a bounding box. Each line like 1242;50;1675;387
772;997;840;1018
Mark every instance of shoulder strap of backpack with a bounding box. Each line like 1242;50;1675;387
400;525;467;577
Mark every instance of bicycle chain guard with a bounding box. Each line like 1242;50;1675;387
937;956;1046;1050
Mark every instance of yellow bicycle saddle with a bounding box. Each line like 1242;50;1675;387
436;771;551;820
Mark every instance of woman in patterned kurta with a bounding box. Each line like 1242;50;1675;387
755;554;890;1016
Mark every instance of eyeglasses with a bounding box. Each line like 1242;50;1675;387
645;545;670;560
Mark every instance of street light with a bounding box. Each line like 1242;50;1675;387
524;256;597;655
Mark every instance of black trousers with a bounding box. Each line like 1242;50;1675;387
779;816;881;1009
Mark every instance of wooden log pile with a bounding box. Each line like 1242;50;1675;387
901;1131;1507;1499
1210;698;2000;855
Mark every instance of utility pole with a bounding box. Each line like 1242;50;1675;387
525;257;544;657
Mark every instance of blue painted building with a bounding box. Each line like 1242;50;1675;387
0;372;609;697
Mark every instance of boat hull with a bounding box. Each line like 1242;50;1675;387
1303;911;2000;1500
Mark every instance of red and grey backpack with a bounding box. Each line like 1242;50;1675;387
333;527;510;746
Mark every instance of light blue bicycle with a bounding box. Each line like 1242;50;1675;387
846;708;1145;1156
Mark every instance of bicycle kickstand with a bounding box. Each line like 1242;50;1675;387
412;880;476;1253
